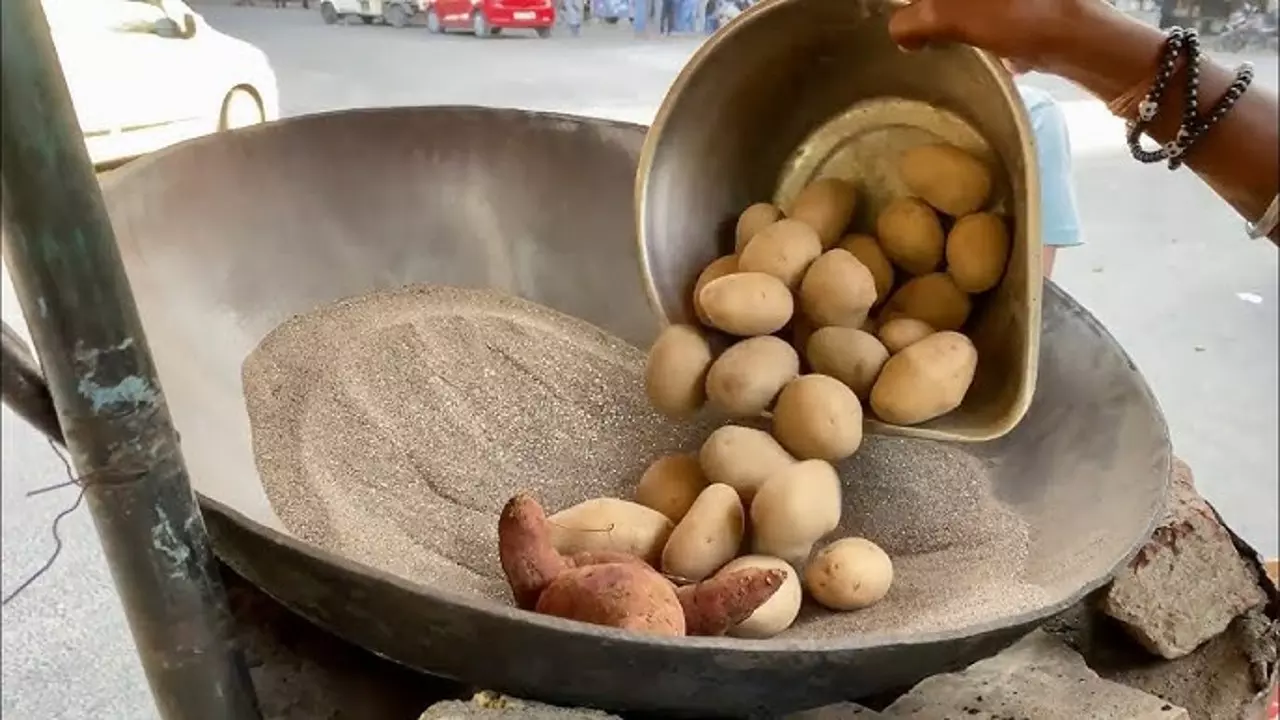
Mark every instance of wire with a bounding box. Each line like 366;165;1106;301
1;438;87;606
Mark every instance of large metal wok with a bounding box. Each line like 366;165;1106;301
1;107;1170;716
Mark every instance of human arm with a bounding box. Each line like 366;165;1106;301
888;0;1280;244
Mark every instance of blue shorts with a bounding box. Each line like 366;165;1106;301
1018;85;1083;248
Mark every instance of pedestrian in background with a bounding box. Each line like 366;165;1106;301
633;0;651;35
659;0;675;34
563;0;584;35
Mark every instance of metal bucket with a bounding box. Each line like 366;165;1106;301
636;0;1041;442
1;107;1167;716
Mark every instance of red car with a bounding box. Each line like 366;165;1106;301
424;0;555;37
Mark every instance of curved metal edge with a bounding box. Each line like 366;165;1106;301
633;0;1044;443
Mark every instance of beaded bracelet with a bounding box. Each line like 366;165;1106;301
1125;26;1255;170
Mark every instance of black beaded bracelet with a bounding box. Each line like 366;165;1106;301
1126;26;1256;170
1126;27;1187;165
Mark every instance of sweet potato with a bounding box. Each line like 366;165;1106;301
535;562;687;637
498;493;570;610
676;567;787;636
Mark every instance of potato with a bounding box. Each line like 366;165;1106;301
876;198;945;276
750;460;842;566
877;317;934;354
548;498;675;566
677;566;788;636
789;178;857;248
661;484;745;582
645;324;714;418
869;330;978;425
839;234;895;304
803;537;893;611
882;273;972;332
536;562;686;637
634;454;707;522
720;556;803;638
798;249;877;329
899;143;993;217
739;219;823;290
705;336;800;417
805;327;888;400
735;202;784;254
692;255;739;326
699;425;795;503
771;374;864;461
946;212;1011;293
699;273;794;336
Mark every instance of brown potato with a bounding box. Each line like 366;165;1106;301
735;203;784;254
705;336;800;418
692;255;739;326
699;425;795;503
548;498;675;566
805;327;888;400
870;330;978;425
899;143;993;217
645;324;714;418
634;454;708;523
749;460;842;566
788;178;857;248
876;198;945;276
877;317;934;354
739;219;823;290
882;273;972;332
798;249;877;329
771;374;864;461
804;537;893;611
946;212;1011;293
661;483;745;582
839;234;895;304
699;273;794;337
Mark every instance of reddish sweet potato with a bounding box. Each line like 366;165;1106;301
677;568;786;636
535;562;686;637
498;493;569;610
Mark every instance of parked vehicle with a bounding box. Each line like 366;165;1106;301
424;0;555;37
320;0;423;26
589;0;629;23
45;0;280;167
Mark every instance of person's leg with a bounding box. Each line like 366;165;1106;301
1017;85;1082;280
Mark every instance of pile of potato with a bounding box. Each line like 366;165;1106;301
601;142;1012;636
646;141;1010;438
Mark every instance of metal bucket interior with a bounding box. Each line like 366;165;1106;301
34;106;1173;715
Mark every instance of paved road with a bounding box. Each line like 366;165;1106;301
2;6;1277;718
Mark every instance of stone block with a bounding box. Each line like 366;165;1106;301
419;692;620;720
1102;457;1268;659
881;630;1189;720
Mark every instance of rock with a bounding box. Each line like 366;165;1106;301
1047;594;1269;720
881;630;1189;719
419;692;621;720
786;702;888;718
1102;457;1268;659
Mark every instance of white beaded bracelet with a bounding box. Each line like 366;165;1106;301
1247;194;1280;240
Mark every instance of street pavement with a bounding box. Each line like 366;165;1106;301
2;6;1277;718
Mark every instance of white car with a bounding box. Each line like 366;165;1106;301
43;0;281;166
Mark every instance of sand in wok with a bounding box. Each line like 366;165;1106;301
242;285;1048;638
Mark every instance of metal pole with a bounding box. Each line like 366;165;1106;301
0;1;262;718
